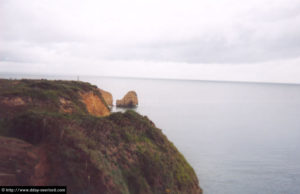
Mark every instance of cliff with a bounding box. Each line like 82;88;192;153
0;79;202;194
99;89;113;107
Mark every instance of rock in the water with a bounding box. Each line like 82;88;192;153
98;89;113;107
116;91;138;107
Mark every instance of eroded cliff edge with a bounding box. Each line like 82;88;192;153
0;79;202;194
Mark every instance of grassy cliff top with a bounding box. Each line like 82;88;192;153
0;79;202;194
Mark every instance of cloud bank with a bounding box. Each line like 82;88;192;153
1;0;300;83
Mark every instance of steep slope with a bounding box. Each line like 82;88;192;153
0;79;202;194
99;89;113;107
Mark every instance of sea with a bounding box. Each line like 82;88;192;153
1;73;300;194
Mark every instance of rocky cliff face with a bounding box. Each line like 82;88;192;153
0;79;202;194
80;91;110;116
116;91;138;108
99;89;113;107
0;136;38;185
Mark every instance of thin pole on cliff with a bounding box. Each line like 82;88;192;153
77;76;79;81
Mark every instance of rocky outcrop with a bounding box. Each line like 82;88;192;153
116;91;138;107
98;89;113;107
80;91;110;117
59;97;73;113
0;79;202;194
1;97;26;106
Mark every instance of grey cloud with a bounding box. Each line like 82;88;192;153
104;24;300;64
1;0;300;77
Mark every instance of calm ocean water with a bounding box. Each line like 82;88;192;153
1;74;300;194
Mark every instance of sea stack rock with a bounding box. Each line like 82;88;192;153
116;91;138;108
98;89;113;107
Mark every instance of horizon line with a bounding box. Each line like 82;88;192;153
1;71;300;86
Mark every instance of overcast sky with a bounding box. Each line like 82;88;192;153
1;0;300;83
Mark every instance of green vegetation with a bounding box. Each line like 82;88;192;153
0;79;109;114
0;79;201;194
